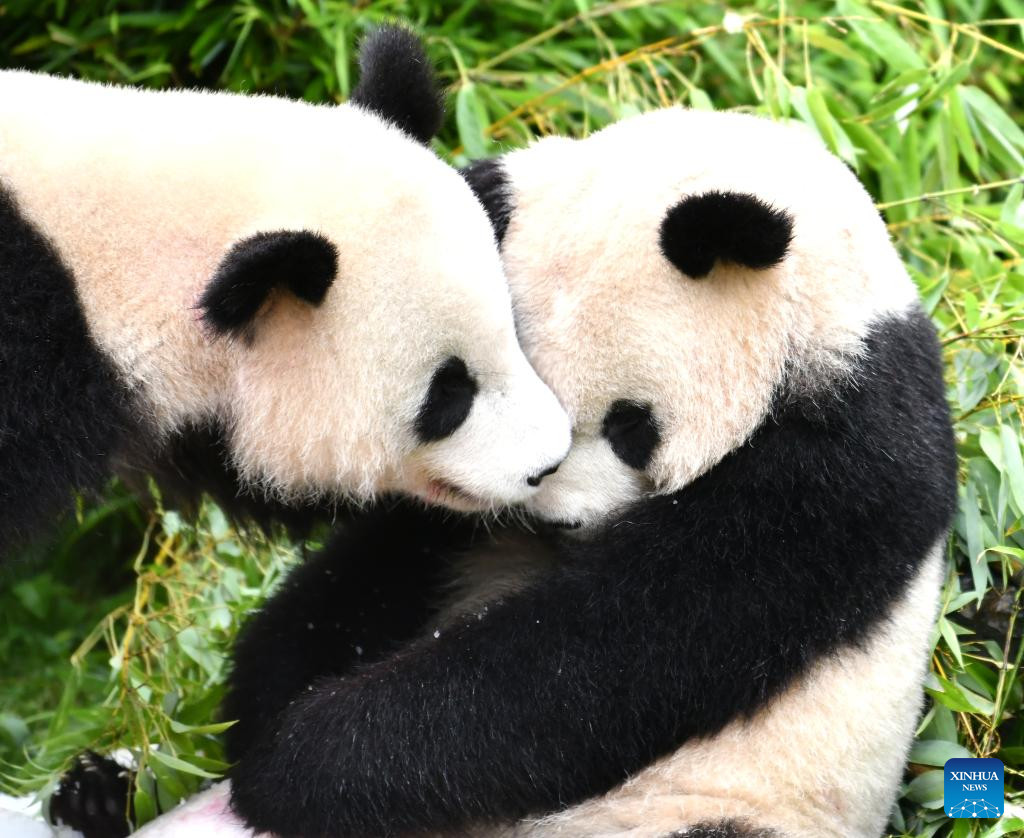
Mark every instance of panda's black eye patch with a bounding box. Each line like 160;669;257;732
602;400;660;470
415;356;478;443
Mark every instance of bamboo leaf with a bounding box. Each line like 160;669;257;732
149;749;221;779
455;82;492;160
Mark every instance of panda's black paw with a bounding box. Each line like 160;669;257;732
49;751;134;838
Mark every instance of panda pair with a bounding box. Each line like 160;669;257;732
0;27;570;570
31;37;956;838
121;106;954;836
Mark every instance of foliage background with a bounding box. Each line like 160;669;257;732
1;1;1023;835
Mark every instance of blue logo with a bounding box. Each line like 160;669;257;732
944;758;1004;818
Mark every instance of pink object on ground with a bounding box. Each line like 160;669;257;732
132;782;265;838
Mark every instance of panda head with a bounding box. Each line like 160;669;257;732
464;108;918;529
192;27;570;513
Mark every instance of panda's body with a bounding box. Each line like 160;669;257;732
0;30;570;562
52;108;957;838
448;110;956;836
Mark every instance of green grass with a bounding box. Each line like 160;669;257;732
1;2;1023;835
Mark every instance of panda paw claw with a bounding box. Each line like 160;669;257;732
49;750;134;838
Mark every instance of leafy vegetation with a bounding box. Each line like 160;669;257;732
1;1;1023;835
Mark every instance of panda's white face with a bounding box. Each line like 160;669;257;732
483;108;919;529
208;123;572;512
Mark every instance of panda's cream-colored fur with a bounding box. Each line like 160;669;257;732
500;544;944;838
496;109;918;526
0;71;569;509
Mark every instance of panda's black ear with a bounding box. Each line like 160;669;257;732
200;230;337;337
461;158;514;244
659;190;793;279
349;26;444;145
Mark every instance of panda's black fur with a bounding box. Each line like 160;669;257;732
348;26;445;145
127;422;329;535
0;185;137;566
462;158;516;245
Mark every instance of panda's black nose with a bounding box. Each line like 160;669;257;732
526;462;560;487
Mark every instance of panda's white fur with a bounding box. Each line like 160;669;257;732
0;61;570;525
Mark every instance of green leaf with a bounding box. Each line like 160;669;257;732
206;505;230;541
175;627;222;682
1002;183;1024;228
805;87;839;155
904;769;945;807
133;773;158;827
947;89;980;177
980;818;1024;838
161;510;183;537
962;291;980;330
168;719;236;736
836;0;926;72
803;29;871;67
909;738;973;766
937;615;965;668
455;82;492;160
843;120;898;168
961;86;1024;167
962;482;989;603
0;714;30;748
149;749;221;779
1000;424;1024;514
12;579;49;620
980;428;1005;470
985;545;1024;566
997;746;1024;762
334;27;350;98
689;87;713;111
927;674;995;714
953;819;973;838
916;63;971;112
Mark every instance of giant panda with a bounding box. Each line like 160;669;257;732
55;107;958;838
0;26;570;565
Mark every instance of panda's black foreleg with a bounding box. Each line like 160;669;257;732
223;499;479;764
227;543;691;838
